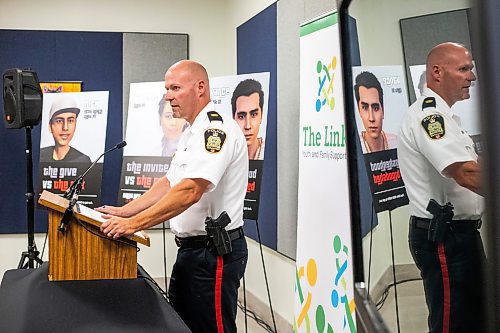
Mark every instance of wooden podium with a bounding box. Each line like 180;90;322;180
38;190;150;281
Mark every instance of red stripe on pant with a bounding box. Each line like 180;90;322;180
215;256;224;333
438;243;450;333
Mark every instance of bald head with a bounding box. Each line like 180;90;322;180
169;60;209;84
426;43;469;77
164;60;212;124
425;42;476;107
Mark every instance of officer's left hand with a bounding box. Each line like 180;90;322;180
100;216;135;239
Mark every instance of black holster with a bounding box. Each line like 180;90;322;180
426;199;454;243
205;211;232;256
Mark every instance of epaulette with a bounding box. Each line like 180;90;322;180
422;97;436;110
207;111;223;123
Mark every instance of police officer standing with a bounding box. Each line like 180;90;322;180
399;42;485;333
96;60;249;333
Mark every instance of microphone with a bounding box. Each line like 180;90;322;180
59;141;127;232
58;195;78;232
63;141;127;199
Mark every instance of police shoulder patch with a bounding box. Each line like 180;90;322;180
204;128;226;153
421;114;445;139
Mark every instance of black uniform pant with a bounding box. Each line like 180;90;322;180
168;236;248;333
409;218;486;333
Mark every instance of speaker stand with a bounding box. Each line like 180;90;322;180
18;126;42;269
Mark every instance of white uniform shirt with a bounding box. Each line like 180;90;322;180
166;102;248;237
398;87;482;219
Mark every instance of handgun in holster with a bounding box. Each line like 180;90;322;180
426;199;454;243
205;211;232;256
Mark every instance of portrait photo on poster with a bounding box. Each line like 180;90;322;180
210;72;270;219
38;91;109;206
119;82;188;211
124;81;188;157
352;66;409;154
40;92;109;163
210;72;270;161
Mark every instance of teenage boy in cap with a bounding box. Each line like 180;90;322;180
40;95;91;163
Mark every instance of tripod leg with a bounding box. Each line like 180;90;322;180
18;251;31;269
17;242;43;269
31;249;43;265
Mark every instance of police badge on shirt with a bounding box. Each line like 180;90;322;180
204;128;226;153
421;114;445;139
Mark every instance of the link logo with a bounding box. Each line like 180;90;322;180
315;56;337;112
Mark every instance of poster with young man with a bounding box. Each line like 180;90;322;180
38;91;109;207
209;72;270;220
352;66;409;212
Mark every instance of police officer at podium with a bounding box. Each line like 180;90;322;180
399;42;485;332
96;60;248;333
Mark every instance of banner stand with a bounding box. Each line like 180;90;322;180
388;210;401;332
242;218;277;333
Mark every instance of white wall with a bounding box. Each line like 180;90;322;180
349;0;470;66
0;234;50;269
361;206;412;288
0;0;231;76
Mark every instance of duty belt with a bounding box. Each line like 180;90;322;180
410;216;482;231
175;227;244;249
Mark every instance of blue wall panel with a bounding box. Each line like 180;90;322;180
237;3;278;250
0;30;123;234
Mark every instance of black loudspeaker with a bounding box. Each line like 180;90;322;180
3;68;43;129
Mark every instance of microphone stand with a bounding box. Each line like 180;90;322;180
58;177;83;232
18;126;43;268
58;141;127;233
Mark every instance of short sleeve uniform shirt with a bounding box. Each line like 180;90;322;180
166;102;248;237
398;87;482;219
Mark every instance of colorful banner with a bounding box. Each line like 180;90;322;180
295;12;356;333
38;91;109;207
352;66;409;212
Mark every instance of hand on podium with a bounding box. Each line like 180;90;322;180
96;205;136;239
